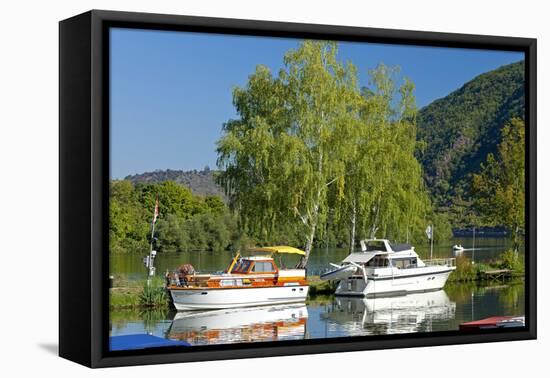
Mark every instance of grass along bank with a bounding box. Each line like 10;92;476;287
110;277;169;310
448;249;524;282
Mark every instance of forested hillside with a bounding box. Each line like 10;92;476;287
417;60;524;217
125;167;225;198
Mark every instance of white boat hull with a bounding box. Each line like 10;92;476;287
335;267;454;297
170;285;309;310
327;291;456;334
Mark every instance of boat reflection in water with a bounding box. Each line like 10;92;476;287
166;304;308;345
323;290;456;335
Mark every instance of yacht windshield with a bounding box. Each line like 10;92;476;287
365;241;387;251
233;260;252;273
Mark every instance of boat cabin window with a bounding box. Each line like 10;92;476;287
252;261;275;273
365;241;387;252
392;258;417;269
366;256;389;267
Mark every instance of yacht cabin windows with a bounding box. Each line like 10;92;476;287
252;261;275;273
392;258;418;269
364;256;418;269
366;256;389;267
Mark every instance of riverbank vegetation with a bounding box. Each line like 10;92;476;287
110;278;170;309
448;249;525;283
110;180;243;254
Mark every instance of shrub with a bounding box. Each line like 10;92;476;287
499;249;523;272
138;279;168;307
449;255;477;282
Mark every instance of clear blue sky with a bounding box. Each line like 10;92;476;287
110;28;524;179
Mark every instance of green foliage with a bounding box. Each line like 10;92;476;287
109;278;170;309
449;255;477;282
109;180;150;254
217;41;433;265
472;119;525;249
109;180;241;253
499;249;523;272
334;65;433;250
138;281;168;308
109;288;141;309
417;60;525;225
155;214;189;253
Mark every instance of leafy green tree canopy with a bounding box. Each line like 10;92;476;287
472;118;525;250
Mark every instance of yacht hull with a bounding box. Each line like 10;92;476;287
335;267;454;297
170;285;309;310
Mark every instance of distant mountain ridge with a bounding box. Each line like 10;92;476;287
124;168;226;198
417;60;525;205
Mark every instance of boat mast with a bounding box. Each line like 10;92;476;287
144;196;159;281
430;224;434;260
472;226;476;263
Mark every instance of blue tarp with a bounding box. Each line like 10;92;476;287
110;334;190;351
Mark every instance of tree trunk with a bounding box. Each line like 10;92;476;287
513;224;520;253
370;196;381;238
349;200;357;254
298;220;317;269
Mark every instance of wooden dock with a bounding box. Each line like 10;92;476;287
480;269;512;280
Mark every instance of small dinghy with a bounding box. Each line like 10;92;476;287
320;263;356;281
459;316;525;331
453;244;465;252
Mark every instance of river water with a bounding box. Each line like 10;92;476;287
109;237;525;347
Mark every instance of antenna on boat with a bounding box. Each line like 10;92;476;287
143;196;159;282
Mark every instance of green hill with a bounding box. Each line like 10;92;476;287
124;168;226;199
417;60;525;211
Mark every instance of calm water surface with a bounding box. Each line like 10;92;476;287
110;237;525;347
110;237;519;280
110;282;524;345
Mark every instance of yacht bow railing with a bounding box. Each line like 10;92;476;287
423;257;456;267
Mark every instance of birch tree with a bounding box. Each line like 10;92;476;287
339;65;431;250
217;42;432;266
217;41;361;266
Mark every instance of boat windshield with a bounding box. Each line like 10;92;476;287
365;241;387;252
232;260;252;273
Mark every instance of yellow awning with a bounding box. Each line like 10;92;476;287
250;246;306;256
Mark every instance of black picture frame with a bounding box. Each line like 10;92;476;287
59;9;537;368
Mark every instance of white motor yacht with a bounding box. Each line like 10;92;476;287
321;239;456;297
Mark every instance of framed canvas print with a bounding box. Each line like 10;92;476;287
59;10;536;368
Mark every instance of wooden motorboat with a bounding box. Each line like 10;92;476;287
166;246;309;310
